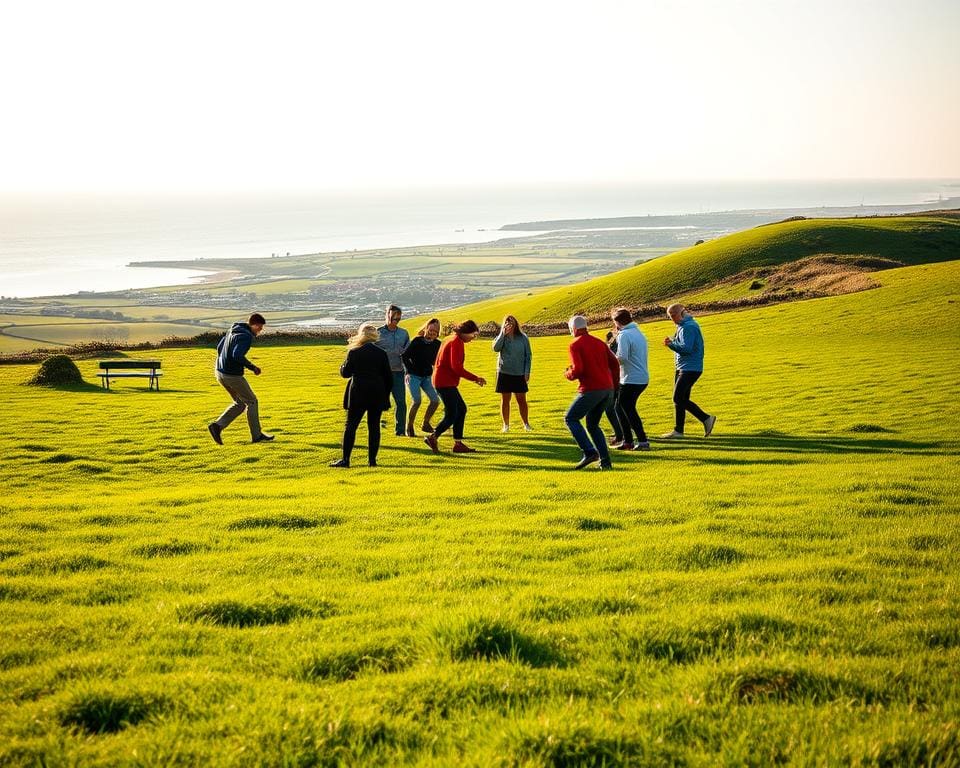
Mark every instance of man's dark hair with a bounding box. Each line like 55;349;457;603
453;319;479;335
249;313;266;326
387;305;402;314
612;307;633;325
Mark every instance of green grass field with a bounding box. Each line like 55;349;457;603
1;260;959;765
436;215;960;326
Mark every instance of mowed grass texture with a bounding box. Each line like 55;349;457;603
0;261;959;765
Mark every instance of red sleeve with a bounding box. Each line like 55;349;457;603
565;342;582;381
449;337;478;382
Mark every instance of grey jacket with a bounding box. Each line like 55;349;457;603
492;331;532;377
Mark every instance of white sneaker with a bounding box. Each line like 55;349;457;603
523;423;533;432
703;415;717;437
660;430;684;439
501;424;510;433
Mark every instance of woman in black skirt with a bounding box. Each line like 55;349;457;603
492;314;533;432
331;322;393;468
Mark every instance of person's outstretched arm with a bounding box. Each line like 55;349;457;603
492;331;505;352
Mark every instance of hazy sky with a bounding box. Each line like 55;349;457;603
1;0;957;191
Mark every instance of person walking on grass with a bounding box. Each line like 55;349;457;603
492;314;533;432
661;303;717;439
563;315;619;470
402;318;442;436
425;320;487;454
208;313;273;445
330;323;393;468
611;307;651;451
604;329;625;446
376;304;410;437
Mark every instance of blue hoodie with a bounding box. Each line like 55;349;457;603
216;323;257;375
667;315;704;372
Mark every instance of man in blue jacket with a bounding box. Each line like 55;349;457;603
208;313;274;444
661;304;716;439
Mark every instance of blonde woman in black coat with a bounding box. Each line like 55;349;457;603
330;323;393;468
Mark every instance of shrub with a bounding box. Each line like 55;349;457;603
27;355;83;386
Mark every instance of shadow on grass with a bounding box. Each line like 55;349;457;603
25;381;106;394
653;432;949;456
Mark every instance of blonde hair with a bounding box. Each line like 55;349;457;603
348;322;379;350
416;318;441;337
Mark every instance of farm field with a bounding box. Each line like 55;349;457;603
0;259;958;764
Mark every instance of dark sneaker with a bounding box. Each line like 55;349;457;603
406;425;416;438
452;442;477;453
634;441;651;451
424;434;439;454
614;441;635;450
607;435;622;446
252;432;275;443
703;415;717;437
574;452;600;470
329;458;349;468
599;462;613;470
368;461;377;467
207;423;223;445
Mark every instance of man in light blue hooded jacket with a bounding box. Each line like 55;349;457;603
661;304;716;438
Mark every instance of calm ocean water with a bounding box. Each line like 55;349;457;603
1;180;957;298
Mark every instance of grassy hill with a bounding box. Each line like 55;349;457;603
0;259;958;764
424;214;960;326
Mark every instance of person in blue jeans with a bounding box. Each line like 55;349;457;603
563;315;620;470
661;303;716;438
401;318;442;436
375;304;410;437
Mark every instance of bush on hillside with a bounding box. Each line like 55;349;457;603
27;355;83;386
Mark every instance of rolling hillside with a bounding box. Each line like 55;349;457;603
422;213;960;326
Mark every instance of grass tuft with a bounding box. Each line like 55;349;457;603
676;543;746;570
709;663;879;704
429;615;564;667
226;514;343;531
59;688;168;734
132;540;208;558
178;598;328;627
300;639;414;681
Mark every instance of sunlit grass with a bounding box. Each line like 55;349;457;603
0;260;958;764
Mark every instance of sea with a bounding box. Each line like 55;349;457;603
1;179;957;299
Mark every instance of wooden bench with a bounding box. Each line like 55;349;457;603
97;360;163;390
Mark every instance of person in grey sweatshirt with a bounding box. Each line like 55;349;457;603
492;314;533;432
208;313;273;444
375;304;411;437
661;304;716;438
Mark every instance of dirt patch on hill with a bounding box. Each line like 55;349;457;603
737;254;904;297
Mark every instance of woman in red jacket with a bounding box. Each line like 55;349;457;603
425;320;487;454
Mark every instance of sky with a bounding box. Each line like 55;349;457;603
1;0;957;192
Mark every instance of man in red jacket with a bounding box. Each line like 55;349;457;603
564;315;619;469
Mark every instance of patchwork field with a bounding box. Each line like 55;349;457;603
1;260;958;765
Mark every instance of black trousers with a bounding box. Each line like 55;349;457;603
616;382;648;443
342;405;383;465
673;371;709;433
605;384;623;440
435;387;467;440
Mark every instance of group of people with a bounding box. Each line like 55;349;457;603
207;303;716;470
